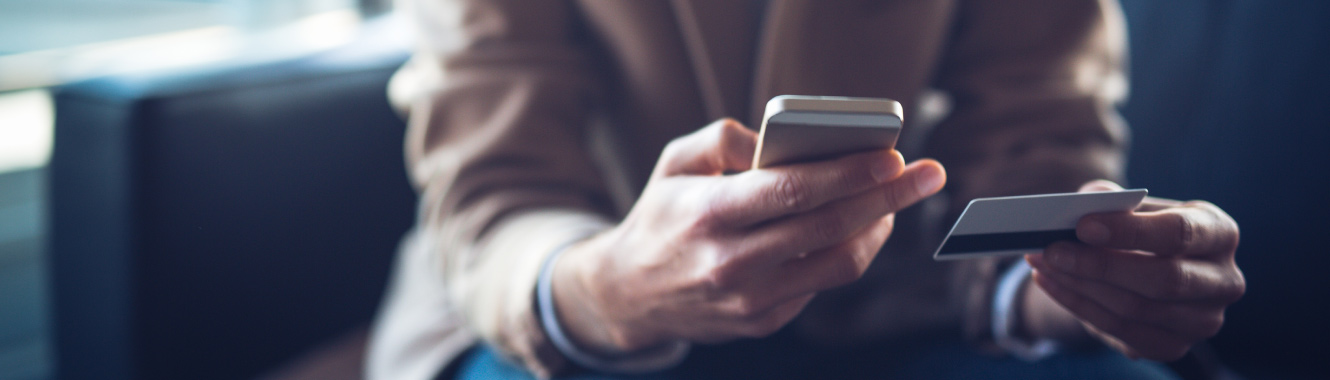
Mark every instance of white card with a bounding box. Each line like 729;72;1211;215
932;189;1147;261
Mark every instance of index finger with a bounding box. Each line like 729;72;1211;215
1077;201;1239;258
1029;243;1243;302
707;150;910;226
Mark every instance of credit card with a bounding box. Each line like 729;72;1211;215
932;189;1147;261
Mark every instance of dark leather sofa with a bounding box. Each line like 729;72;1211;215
49;17;415;380
48;2;1330;379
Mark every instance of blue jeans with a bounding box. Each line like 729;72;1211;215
455;331;1179;380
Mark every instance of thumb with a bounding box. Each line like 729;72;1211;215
657;118;757;177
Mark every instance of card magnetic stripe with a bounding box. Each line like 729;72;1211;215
935;229;1080;255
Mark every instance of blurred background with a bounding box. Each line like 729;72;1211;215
1;1;400;379
0;1;1327;380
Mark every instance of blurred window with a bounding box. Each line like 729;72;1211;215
0;0;393;167
0;0;390;91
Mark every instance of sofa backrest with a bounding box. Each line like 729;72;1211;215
49;19;415;380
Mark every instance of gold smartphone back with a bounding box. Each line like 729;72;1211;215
752;95;904;169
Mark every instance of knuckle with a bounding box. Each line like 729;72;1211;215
853;250;874;277
1226;268;1247;302
1221;227;1241;253
1173;214;1197;253
771;174;810;210
704;261;742;292
846;249;873;278
695;199;729;232
828;251;867;288
715;123;743;154
1191;201;1241;253
706;121;731;147
831;164;864;192
1154;264;1192;300
881;179;907;212
725;295;767;321
661;137;688;160
1218;223;1241;254
716;117;743;131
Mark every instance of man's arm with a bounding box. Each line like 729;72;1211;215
927;1;1246;359
924;0;1130;350
397;1;952;377
397;0;617;376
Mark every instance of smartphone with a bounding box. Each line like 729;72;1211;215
751;95;904;169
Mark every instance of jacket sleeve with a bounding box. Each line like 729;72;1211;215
394;0;615;376
924;0;1130;351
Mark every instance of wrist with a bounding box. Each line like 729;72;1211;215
550;234;637;354
540;231;689;373
1021;267;1090;343
993;260;1059;361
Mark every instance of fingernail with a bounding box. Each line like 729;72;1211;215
915;165;943;195
1026;254;1045;269
871;158;893;183
1078;220;1110;245
1032;270;1059;292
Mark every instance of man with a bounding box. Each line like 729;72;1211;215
367;1;1245;379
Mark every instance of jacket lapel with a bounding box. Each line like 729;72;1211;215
749;0;803;125
670;0;765;123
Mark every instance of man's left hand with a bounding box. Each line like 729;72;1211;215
1026;180;1245;361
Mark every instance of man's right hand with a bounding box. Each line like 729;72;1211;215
551;119;947;355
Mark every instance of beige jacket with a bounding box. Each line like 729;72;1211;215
367;0;1129;379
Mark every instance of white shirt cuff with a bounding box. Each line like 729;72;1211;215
992;259;1060;361
536;238;690;373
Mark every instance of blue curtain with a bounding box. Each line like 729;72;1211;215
1120;1;1330;377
